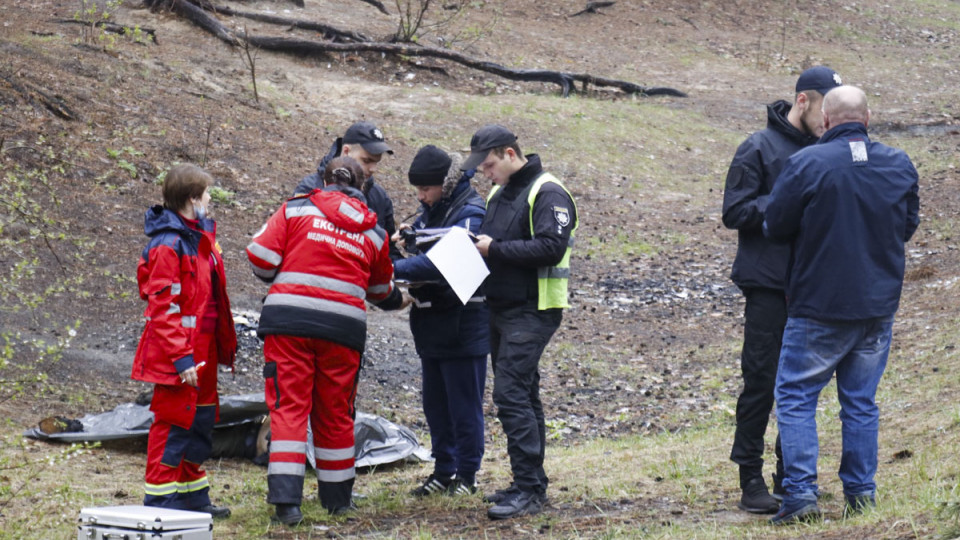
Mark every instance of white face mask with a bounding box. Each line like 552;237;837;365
193;201;207;220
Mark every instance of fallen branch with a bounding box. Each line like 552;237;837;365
197;3;369;42
249;36;688;96
227;0;303;5
146;0;687;98
0;70;76;120
570;1;615;17
54;18;158;44
357;0;390;15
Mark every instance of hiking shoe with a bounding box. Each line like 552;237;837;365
196;504;231;519
410;473;454;497
771;472;785;502
738;477;779;514
449;478;478;496
483;484;520;504
487;489;543;520
329;501;357;516
769;499;821;525
843;494;876;517
272;504;303;526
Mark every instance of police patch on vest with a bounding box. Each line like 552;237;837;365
553;206;570;227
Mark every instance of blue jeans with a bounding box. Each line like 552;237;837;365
775;316;893;504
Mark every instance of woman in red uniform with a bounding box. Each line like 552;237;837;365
132;164;236;517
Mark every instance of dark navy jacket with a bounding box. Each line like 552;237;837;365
294;138;400;259
722;100;820;291
393;176;489;359
763;122;920;321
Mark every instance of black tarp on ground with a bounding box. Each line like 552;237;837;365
24;393;431;468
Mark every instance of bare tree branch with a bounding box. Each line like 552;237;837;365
53;18;158;43
145;0;687;98
0;69;76;120
358;0;390;15
570;1;616;17
196;3;369;42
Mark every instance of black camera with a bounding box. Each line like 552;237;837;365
400;228;419;255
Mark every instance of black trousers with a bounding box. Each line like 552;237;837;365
490;304;562;495
730;287;786;486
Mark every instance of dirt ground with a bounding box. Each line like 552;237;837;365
2;0;959;537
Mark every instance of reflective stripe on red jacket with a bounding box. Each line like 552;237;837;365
246;187;396;352
133;206;237;386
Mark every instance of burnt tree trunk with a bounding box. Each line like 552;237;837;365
0;69;76;120
357;0;389;15
197;3;368;42
145;0;687;98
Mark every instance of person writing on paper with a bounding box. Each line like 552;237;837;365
468;125;578;520
392;145;490;497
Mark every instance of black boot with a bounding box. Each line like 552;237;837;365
738;477;779;514
319;477;355;515
772;435;785;501
272;504;303;525
771;472;785;502
197;504;231;519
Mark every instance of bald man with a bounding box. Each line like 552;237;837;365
762;85;919;524
722;66;841;514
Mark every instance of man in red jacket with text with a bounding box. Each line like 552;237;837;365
247;157;405;525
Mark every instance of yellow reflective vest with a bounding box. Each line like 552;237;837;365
487;173;578;310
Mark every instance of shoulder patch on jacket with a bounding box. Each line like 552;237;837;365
553;206;571;227
849;140;868;163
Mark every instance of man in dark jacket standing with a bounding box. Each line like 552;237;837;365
470;125;578;520
721;66;842;513
392;145;490;498
294;121;401;259
764;85;919;524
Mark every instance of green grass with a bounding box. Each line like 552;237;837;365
423;94;739;204
11;321;959;539
208;185;235;204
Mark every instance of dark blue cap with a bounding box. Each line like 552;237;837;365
796;66;842;95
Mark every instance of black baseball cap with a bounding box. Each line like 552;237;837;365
343;121;393;155
795;66;842;95
461;124;517;171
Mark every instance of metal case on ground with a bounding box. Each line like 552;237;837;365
77;505;213;540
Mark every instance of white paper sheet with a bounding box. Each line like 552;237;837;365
425;226;490;305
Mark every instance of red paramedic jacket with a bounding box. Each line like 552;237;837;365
246;186;398;352
133;206;237;386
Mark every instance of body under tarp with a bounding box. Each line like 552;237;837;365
23;393;430;469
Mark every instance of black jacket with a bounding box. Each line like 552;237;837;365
294;138;400;259
481;155;577;309
721;100;819;291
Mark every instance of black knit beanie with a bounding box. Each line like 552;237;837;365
408;145;452;186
